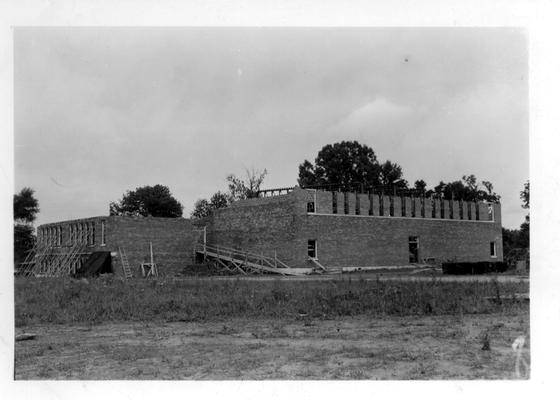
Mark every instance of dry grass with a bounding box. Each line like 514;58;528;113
15;313;530;379
15;275;528;327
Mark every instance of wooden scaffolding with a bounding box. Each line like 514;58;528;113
17;243;88;277
194;243;313;276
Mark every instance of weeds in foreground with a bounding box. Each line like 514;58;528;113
14;276;528;326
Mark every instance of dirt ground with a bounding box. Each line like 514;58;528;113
15;311;529;380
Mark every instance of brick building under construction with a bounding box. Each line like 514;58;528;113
23;187;503;277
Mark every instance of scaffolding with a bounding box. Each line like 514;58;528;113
195;243;314;276
17;243;88;277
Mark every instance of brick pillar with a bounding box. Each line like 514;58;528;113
393;196;402;217
432;199;440;218
336;192;345;215
315;190;332;214
492;202;501;224
467;201;475;220
359;193;369;216
347;192;356;215
403;196;412;217
424;198;433;219
382;195;391;216
414;197;422;218
452;200;460;220
477;202;488;221
371;194;380;216
443;200;450;219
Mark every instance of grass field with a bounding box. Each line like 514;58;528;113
15;275;528;326
14;275;530;379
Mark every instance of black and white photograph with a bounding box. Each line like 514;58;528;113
2;0;559;395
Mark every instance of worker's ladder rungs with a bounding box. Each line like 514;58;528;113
118;247;133;279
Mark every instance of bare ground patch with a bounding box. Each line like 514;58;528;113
15;311;529;380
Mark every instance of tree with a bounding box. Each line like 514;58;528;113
297;141;405;191
379;160;408;188
502;181;530;266
227;168;268;200
190;169;268;219
430;175;500;202
110;185;183;217
191;191;231;219
14;187;40;224
14;188;39;265
519;180;530;248
191;199;212;219
413;179;427;194
521;180;529;209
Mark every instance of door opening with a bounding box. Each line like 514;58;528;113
408;236;419;263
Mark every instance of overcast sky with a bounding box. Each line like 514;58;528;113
14;27;528;229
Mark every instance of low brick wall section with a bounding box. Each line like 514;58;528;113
38;216;198;277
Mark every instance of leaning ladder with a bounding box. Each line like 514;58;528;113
118;246;133;279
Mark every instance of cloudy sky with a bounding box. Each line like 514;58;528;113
14;27;528;228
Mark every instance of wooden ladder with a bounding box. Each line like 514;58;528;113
118;246;133;279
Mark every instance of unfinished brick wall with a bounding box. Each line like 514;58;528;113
207;187;503;269
38;216;198;277
208;193;300;266
104;217;199;277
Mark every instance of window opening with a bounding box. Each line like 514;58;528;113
101;220;106;246
490;241;497;258
307;240;317;259
307;201;315;213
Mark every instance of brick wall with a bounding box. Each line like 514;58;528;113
38;216;198;277
208;193;300;266
299;214;503;268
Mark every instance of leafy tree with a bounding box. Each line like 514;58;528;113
502;181;530;266
227;168;268;200
521;180;529;209
413;179;427;194
519;180;530;249
191;191;231;219
430;175;500;202
191;169;268;219
297;141;405;191
110;185;183;217
209;191;230;209
14;187;40;224
191;199;212;219
14;187;39;265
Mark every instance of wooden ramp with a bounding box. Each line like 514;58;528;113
195;244;313;276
